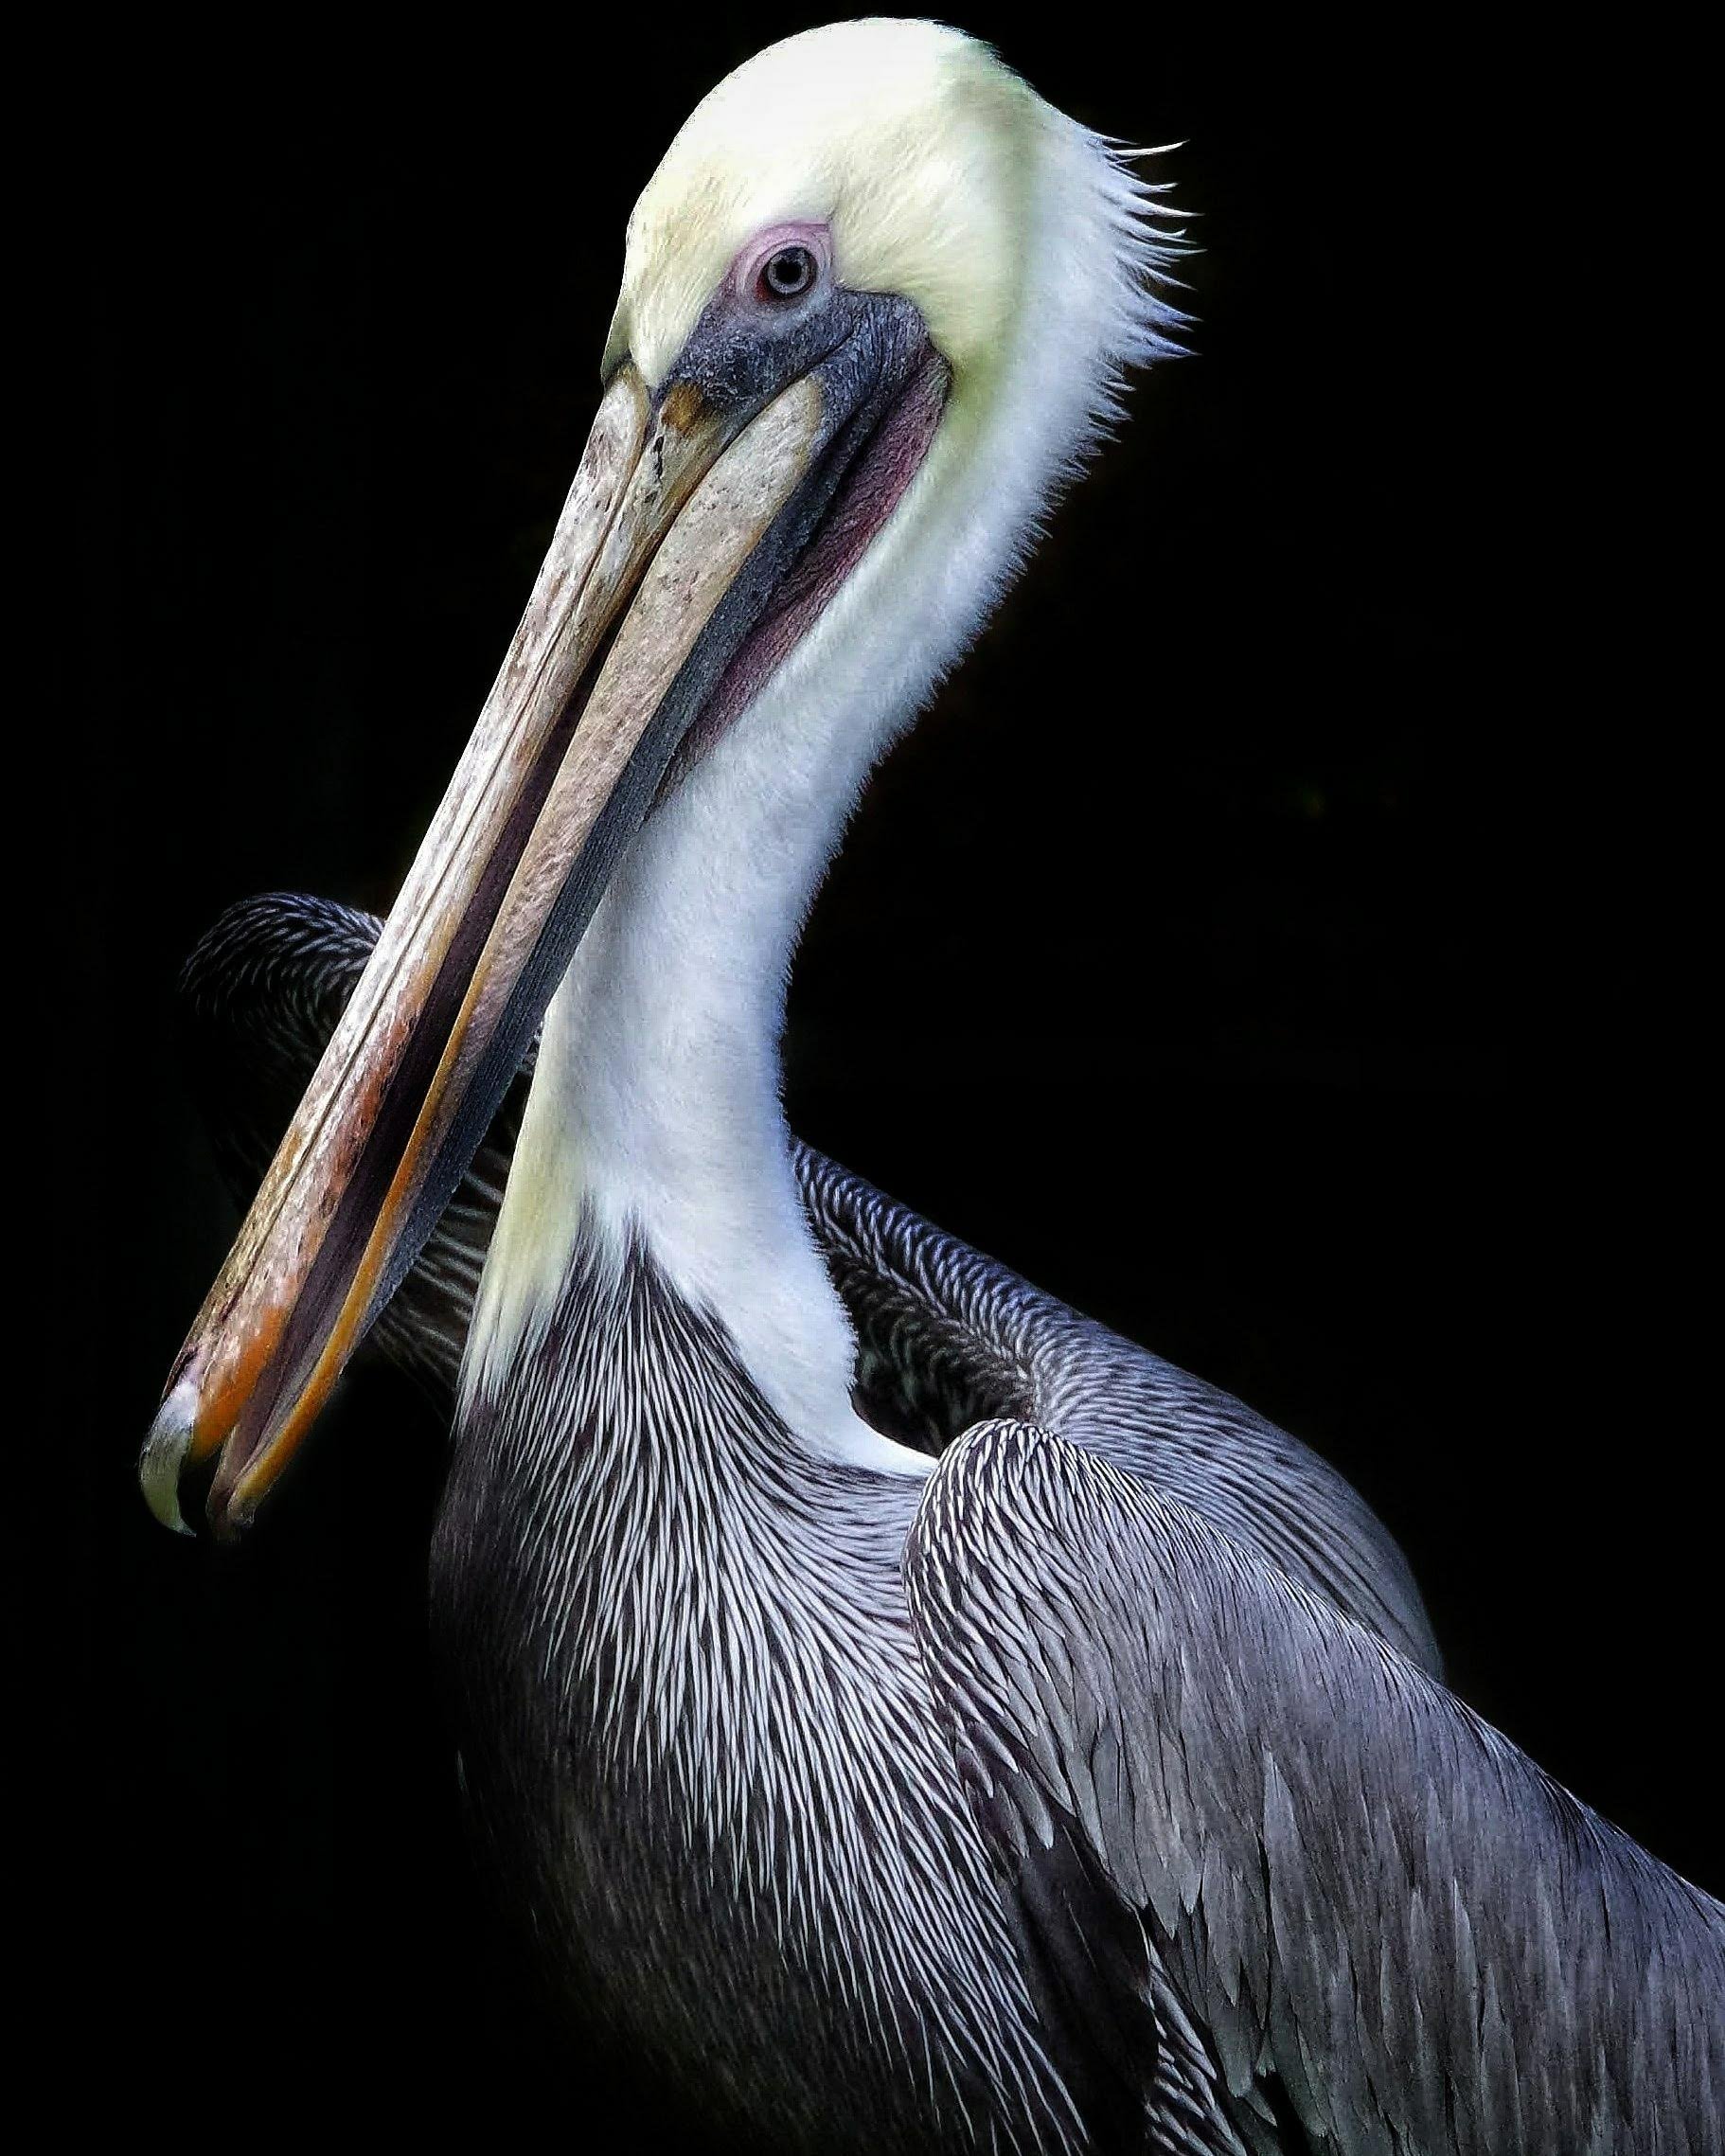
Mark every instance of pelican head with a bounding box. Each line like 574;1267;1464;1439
142;17;1181;1535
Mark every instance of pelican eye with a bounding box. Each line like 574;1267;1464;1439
757;245;818;302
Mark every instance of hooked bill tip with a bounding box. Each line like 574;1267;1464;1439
138;1382;199;1537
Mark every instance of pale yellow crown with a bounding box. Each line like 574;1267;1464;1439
605;20;1040;391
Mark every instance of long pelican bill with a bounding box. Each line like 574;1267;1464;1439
141;333;922;1537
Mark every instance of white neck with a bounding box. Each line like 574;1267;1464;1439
463;115;1178;1469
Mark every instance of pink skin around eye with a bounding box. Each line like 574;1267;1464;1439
731;220;833;301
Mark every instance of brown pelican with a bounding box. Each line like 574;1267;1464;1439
144;20;1722;2153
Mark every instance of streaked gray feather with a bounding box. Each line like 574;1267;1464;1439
903;1419;1725;2156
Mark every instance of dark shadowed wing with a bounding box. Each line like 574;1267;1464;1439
178;892;525;1411
903;1419;1725;2156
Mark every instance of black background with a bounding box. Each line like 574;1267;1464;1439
56;6;1705;2137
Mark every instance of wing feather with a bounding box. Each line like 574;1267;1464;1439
905;1419;1724;2156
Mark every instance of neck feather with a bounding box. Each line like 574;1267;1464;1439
462;116;1181;1464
